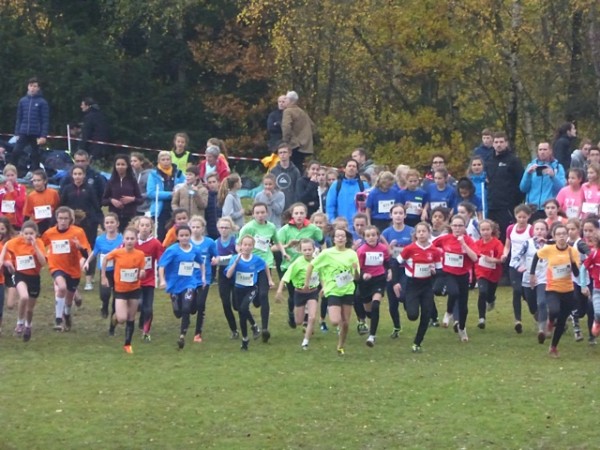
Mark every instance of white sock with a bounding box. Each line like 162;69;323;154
64;305;71;315
302;338;309;346
55;297;65;318
17;319;24;325
25;321;31;327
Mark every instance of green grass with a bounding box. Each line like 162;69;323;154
1;274;599;449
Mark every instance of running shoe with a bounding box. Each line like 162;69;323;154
411;344;422;353
302;343;309;351
84;281;93;291
262;329;271;343
574;328;584;342
477;318;486;330
366;335;375;347
14;323;24;335
430;319;440;328
123;345;134;354
442;312;453;328
458;328;469;342
537;330;546;344
100;309;108;319
320;322;328;332
514;321;523;334
63;314;72;332
288;315;297;329
592;320;600;338
193;334;202;343
589;336;597;345
548;346;559;358
143;333;151;342
251;324;261;340
390;328;400;339
357;322;369;335
241;339;249;351
23;326;32;342
487;302;495;312
53;318;63;331
177;335;185;349
230;331;239;340
337;347;345;356
74;295;82;307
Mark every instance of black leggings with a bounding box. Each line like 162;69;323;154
509;267;524;321
138;286;155;332
194;285;210;335
218;272;238;332
477;278;498;319
171;288;197;336
574;283;594;336
387;272;406;329
445;272;470;330
404;278;433;346
257;270;270;331
547;291;576;348
235;286;258;339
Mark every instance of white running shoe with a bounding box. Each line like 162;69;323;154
442;312;453;328
458;328;469;342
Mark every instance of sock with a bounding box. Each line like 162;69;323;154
55;297;65;318
370;301;380;335
302;338;309;346
125;320;134;345
64;305;71;315
25;321;31;327
17;319;24;325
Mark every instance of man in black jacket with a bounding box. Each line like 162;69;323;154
552;122;576;171
266;95;286;151
79;97;110;162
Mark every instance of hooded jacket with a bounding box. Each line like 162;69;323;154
485;150;524;210
519;158;566;210
147;165;185;218
326;177;367;225
15;92;49;137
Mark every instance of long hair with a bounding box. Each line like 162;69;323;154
218;173;241;207
111;154;136;182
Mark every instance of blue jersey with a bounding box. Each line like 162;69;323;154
216;236;237;276
365;188;401;220
192;237;218;286
94;233;123;271
455;194;483;213
159;244;204;294
382;225;414;259
427;184;457;211
397;188;428;220
225;254;267;288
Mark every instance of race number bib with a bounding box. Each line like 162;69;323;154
414;263;431;278
144;256;153;270
218;254;232;266
1;200;15;213
378;200;395;214
309;272;320;287
444;252;464;268
120;268;138;283
235;271;254;287
582;202;598;214
178;261;194;276
100;253;114;269
335;271;353;288
16;255;35;271
405;202;422;216
430;201;447;210
478;255;496;270
51;239;70;254
551;264;571;279
365;252;384;266
565;206;579;219
33;205;52;220
254;236;270;252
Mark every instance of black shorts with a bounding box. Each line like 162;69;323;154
326;294;355;306
3;266;15;288
358;274;386;302
51;270;81;293
294;289;319;307
114;289;141;300
14;273;41;298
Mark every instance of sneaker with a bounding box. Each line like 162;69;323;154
592;320;600;337
123;345;134;354
74;295;82;307
63;314;72;332
453;321;459;333
487;302;495;312
288;315;297;329
23;326;32;342
575;329;584;342
320;322;328;332
547;319;555;335
548;346;559;358
337;347;345;356
537;331;546;344
230;330;239;340
390;328;400;339
411;344;422;353
477;318;486;330
177;335;185;349
366;335;375;347
193;334;202;343
53;318;63;331
262;329;271;343
442;312;453;328
458;328;469;342
241;339;249;351
143;333;151;342
589;336;597;345
514;321;523;334
301;342;309;350
14;323;24;335
84;281;93;291
430;319;440;328
100;309;108;319
251;324;261;340
357;322;369;335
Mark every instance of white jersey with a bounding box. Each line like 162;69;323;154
508;223;532;269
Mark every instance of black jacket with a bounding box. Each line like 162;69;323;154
60;183;103;224
485;150;524;210
267;108;283;150
80;105;110;159
60;167;106;204
553;135;574;171
295;176;320;216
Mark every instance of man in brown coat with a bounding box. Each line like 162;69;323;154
281;90;315;170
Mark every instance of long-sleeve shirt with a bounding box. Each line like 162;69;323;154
222;192;244;229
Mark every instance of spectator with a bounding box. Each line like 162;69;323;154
351;148;376;178
588;146;600;166
170;132;197;171
326;158;368;229
171;166;209;218
60;150;106;205
553;122;576;171
199;145;230;183
270;142;301;211
255;173;285;228
316;166;329;213
421;154;457;190
205;173;222;240
472;128;494;161
130;152;153;216
295;160;321;217
79;97;110;162
267;95;286;151
570;138;592;175
11;77;49;176
281;91;316;170
102;154;142;232
218;173;244;230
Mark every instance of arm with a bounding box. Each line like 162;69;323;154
303;263;314;290
223;195;243;220
326;182;338;222
83;250;97;272
519;166;532;194
460;237;478;262
171;187;181;210
100;252;112;286
158;266;166;289
226;254;241;279
281;110;291;142
551;163;567;194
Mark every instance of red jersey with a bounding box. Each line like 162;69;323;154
400;242;442;279
474;237;504;283
433;233;478;276
0;182;27;228
135;237;164;287
583;249;600;289
356;241;389;278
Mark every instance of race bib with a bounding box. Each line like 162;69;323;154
414;263;431;278
51;239;70;254
255;235;270;252
309;272;320;287
405;201;422;216
33;205;52;220
444;252;464;268
478;255;496;270
392;246;402;259
565;205;579;219
144;256;153;270
430;201;447;210
120;268;138;283
16;255;35;271
235;271;254;287
365;252;384;266
551;264;571;279
178;261;194;276
219;254;233;266
378;200;395;213
100;253;114;269
1;200;15;213
335;271;353;288
582;202;598;214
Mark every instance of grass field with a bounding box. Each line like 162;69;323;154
1;273;599;450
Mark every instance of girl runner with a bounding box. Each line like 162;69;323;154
474;220;504;329
544;199;567;228
23;169;60;236
0;164;27;229
365;171;401;232
397;169;428;227
556;168;585;219
101;227;146;353
254;173;285;228
0;218;17;334
218;173;244;230
581;162;600;218
304;228;360;355
215;217;240;339
580;218;599;344
0;221;46;341
310;211;331;330
566;218;589;342
162;208;190;248
351;213;369;335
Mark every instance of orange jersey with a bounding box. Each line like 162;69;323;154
42;225;91;278
537;244;579;293
24;188;60;223
3;236;45;276
105;247;146;292
0;183;27;227
162;226;177;248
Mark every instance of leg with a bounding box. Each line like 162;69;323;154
368;298;381;337
509;267;523;324
257;270;270;333
386;282;401;330
303;299;318;345
551;293;576;349
141;286;155;335
477;278;490;321
219;275;238;333
415;285;434;347
286;280;296;328
337;304;353;351
194;285;210;338
457;274;470;331
124;298;139;346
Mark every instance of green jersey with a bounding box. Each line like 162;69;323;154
277;222;323;271
282;256;320;289
239;220;278;268
311;247;358;297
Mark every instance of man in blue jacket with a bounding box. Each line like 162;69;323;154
326;158;368;229
11;77;50;176
519;141;566;221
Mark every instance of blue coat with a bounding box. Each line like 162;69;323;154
15;93;49;137
326;177;369;226
519;158;566;210
147;166;185;218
